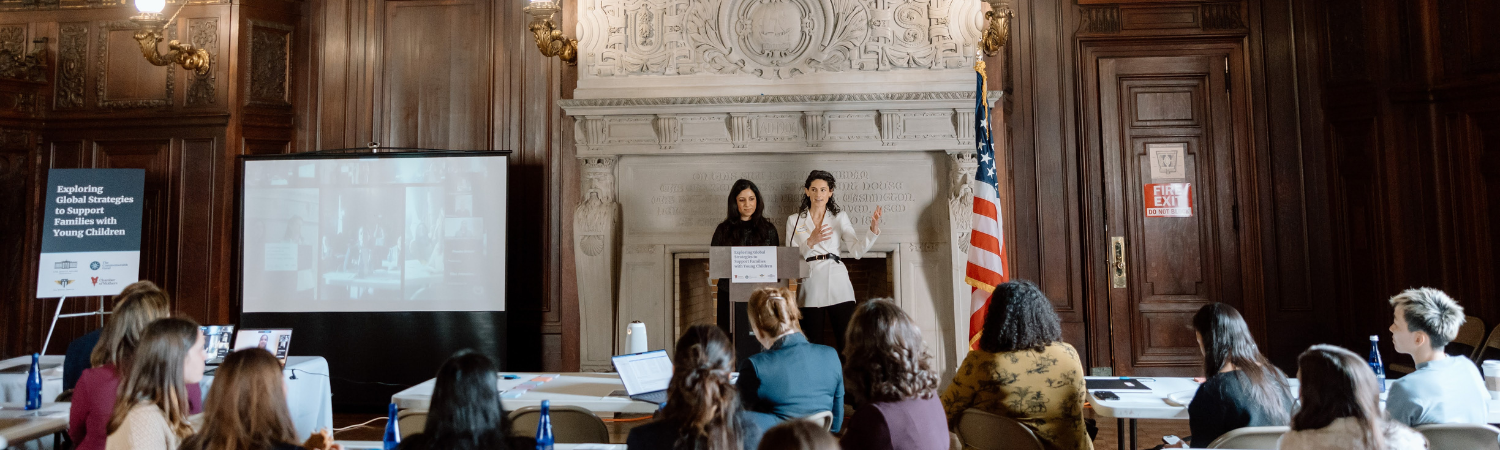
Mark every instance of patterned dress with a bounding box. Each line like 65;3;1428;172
940;343;1094;450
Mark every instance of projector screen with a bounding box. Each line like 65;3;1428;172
239;152;507;312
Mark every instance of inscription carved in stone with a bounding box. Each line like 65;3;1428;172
57;23;86;109
582;0;978;79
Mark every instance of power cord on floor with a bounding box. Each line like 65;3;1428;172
333;416;388;432
286;368;408;386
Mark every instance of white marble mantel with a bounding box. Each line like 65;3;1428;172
559;0;998;375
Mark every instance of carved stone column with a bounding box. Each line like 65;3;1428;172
574;156;620;371
946;149;978;361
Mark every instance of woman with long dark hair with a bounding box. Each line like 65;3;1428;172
786;170;881;354
180;349;343;450
1278;345;1427;450
940;280;1092;450
106;317;205;450
711;179;780;349
1186;303;1293;447
396;350;526;450
628;324;761;450
838;299;947;450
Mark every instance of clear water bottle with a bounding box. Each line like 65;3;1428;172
1368;335;1386;393
535;399;554;450
382;403;400;449
25;353;41;410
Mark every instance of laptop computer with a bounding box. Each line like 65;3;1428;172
231;328;294;366
200;325;236;365
611;349;673;404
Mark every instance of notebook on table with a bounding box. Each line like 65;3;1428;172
1085;378;1152;391
611;350;673;404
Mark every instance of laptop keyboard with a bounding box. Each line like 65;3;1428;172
631;390;668;404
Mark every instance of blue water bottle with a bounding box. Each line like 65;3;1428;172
1368;335;1386;393
535;400;554;450
382;403;400;449
25;353;41;410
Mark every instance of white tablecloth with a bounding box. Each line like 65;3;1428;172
1087;376;1500;423
201;356;335;439
0;402;69;450
392;372;658;414
0;356;65;405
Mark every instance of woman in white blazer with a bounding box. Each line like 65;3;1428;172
785;170;882;355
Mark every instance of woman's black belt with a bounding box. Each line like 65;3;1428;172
806;254;842;264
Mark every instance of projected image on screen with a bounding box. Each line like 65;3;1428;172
241;155;507;312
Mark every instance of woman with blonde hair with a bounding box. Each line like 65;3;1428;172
106;317;207;449
737;287;844;433
180;349;343;450
838;299;947;450
69;281;202;450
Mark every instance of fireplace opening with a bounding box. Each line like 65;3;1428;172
674;253;893;349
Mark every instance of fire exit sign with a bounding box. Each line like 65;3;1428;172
1144;183;1193;217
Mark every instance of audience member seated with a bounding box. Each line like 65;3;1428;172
940;280;1092;450
180;349;343;450
396;350;533;450
105;317;206;450
757;419;840;450
836;299;947;450
1278;345;1428;450
1187;303;1293;448
1385;287;1488;426
628;325;763;450
69;282;202;450
63;283;153;391
737;287;845;433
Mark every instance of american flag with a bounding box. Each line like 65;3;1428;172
966;63;1008;350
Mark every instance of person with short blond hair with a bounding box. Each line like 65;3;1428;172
1385;287;1487;426
737;287;844;433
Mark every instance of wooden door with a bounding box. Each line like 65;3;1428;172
1083;44;1259;376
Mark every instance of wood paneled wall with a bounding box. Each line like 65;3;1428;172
0;0;303;359
298;0;579;371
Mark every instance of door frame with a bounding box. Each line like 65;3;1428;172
1078;39;1267;375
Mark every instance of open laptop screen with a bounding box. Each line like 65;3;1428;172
233;329;293;365
200;325;235;362
612;350;672;395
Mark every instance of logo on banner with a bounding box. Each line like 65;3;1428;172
55;279;75;288
90;261;100;270
91;277;99;286
55;260;77;270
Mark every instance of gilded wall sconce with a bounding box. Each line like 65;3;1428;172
980;6;1012;57
523;0;579;65
131;0;211;76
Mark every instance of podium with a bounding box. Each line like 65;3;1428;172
709;247;808;362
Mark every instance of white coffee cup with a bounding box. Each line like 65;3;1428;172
1482;360;1500;400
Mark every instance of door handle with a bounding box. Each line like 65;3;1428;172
1110;236;1126;288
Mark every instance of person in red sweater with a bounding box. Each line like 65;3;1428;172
68;281;202;450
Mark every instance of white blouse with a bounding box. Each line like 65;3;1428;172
786;210;879;308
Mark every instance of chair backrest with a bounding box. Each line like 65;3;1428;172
955;408;1044;450
803;410;834;431
1206;426;1289;449
395;409;427;440
506;405;611;444
1415;423;1500;450
1449;315;1488;360
1478;323;1500;363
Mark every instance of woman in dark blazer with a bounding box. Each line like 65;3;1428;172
711;179;780;352
736;287;844;433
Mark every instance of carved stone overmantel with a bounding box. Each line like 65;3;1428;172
574;156;621;371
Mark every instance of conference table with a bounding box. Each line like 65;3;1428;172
1086;376;1500;450
0;356;65;405
0;402;69;449
391;372;659;414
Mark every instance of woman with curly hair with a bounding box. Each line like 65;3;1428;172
628;325;762;450
940;280;1092;450
838;299;947;450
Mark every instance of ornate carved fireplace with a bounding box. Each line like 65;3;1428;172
560;0;1001;376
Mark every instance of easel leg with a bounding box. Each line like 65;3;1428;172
40;297;68;355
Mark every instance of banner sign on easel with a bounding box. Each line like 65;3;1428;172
36;169;145;298
1144;183;1193;218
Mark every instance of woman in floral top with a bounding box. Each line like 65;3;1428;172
940;280;1093;450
